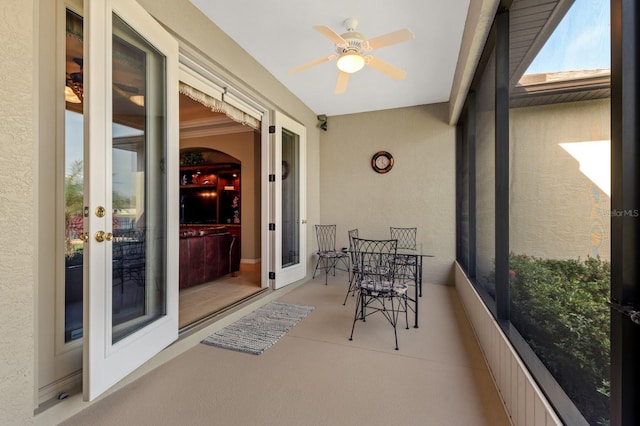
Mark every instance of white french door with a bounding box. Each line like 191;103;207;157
82;0;178;401
273;112;307;288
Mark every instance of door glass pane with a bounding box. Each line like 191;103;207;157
64;9;85;343
111;13;167;343
281;128;300;267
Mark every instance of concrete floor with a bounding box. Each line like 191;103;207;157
61;272;511;426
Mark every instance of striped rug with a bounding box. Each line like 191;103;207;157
201;301;314;355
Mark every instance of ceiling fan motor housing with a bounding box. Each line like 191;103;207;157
336;31;365;55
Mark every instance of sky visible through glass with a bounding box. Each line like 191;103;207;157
525;0;610;75
66;110;143;200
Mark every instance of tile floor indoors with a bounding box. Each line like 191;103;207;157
60;271;511;426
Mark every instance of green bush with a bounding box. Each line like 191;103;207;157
509;253;610;425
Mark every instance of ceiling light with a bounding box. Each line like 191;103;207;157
336;52;365;74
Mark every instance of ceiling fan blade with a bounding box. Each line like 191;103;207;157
364;29;414;51
313;25;348;48
335;71;350;94
288;54;337;75
366;56;407;80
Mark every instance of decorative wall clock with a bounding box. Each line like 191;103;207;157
371;151;394;173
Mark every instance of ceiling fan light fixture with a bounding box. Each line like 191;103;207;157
129;94;145;107
65;85;82;103
336;52;365;74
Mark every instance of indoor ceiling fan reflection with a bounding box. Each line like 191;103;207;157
288;18;414;94
65;57;83;103
64;57;144;107
113;83;145;107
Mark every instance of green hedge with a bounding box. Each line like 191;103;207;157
509;253;610;425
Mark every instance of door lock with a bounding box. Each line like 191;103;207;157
94;231;113;242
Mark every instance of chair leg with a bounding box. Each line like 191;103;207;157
324;257;333;285
403;295;409;330
343;274;356;305
349;292;363;341
312;257;320;278
390;296;399;350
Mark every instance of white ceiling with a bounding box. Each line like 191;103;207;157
189;0;470;117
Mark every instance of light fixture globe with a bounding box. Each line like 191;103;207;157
336;52;365;74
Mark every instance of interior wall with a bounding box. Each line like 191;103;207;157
0;0;36;422
181;131;261;261
320;103;456;285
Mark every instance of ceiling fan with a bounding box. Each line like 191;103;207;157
288;18;414;94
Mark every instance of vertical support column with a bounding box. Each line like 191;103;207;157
456;122;464;263
495;8;510;321
610;0;640;424
467;92;477;282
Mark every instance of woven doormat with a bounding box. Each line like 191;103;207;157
201;301;315;355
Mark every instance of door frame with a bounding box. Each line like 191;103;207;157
176;55;272;292
272;111;307;289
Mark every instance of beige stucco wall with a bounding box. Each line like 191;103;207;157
510;98;611;261
473;98;611;289
320;104;456;286
180;131;261;261
0;0;36;423
473;98;611;287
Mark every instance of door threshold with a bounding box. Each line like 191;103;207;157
178;287;270;335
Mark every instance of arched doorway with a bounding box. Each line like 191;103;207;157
178;96;264;329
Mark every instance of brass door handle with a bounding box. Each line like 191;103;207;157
94;231;113;242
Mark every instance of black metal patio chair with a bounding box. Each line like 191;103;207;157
390;226;420;294
312;224;350;285
349;237;408;350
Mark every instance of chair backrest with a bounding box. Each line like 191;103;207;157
390;227;417;250
352;237;398;287
347;229;359;263
315;224;338;253
348;228;359;244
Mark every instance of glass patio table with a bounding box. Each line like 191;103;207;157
345;245;434;328
395;246;434;328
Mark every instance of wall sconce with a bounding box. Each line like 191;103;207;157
317;114;328;131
